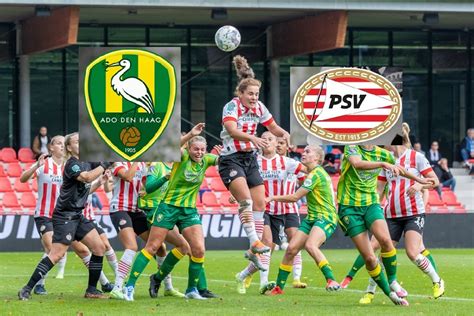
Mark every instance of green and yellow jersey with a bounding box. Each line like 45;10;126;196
301;165;337;223
162;149;218;208
337;145;395;207
138;162;172;209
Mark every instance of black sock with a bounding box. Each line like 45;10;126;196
26;256;54;290
87;254;104;289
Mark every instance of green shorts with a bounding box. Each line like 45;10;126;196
143;208;154;228
338;204;385;238
299;216;337;240
152;202;201;232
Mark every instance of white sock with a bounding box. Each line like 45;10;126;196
253;211;265;240
82;254;92;268
105;248;118;276
56;252;67;274
157;255;174;291
37;253;49;286
238;200;259;245
367;277;377;293
238;262;258;281
115;249;136;289
293;251;303;281
414;254;441;283
99;271;109;286
259;252;271;286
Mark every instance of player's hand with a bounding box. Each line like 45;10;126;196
407;182;423;197
103;169;112;180
36;154;47;168
251;136;269;149
382;163;399;177
283;132;291;148
265;196;273;204
212;145;223;155
138;189;146;197
228;195;237;204
191;123;205;136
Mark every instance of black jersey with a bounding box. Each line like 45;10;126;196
54;157;93;214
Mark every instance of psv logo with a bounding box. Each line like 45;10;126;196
293;68;402;143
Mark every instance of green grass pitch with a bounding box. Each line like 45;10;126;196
1;249;473;315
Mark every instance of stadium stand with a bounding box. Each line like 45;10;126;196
18;148;36;163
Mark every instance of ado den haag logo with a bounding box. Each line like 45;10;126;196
84;49;176;160
293;68;402;143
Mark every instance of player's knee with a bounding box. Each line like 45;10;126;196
363;254;378;268
77;247;90;258
405;248;418;261
190;245;205;258
378;237;394;251
156;244;167;257
286;245;299;258
91;242;106;256
253;199;265;211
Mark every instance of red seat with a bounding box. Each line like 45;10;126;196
331;148;342;155
219;191;236;207
32;180;38;192
331;177;339;191
428;191;445;206
442;191;462;206
21;192;36;208
18;148;36;163
205;166;219;178
1;148;18;162
7;162;22;177
202;191;220;207
3;192;20;208
196;195;203;207
0;165;5;177
14;178;31;192
0;177;13;192
200;180;210;190
210;178;227;192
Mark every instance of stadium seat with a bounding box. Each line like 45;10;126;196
220;191;237;208
7;162;22;177
210;178;227;192
200;180;210;190
202;191;220;207
428;191;445;206
331;148;342;156
1;148;18;162
32;180;38;192
205;166;219;178
0;177;13;192
0;165;5;177
3;192;20;208
196;195;203;208
18;148;36;163
442;191;462;207
13;178;31;192
21;192;36;208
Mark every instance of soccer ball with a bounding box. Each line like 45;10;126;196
215;25;241;52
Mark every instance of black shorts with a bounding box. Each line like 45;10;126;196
219;152;263;189
264;213;300;245
52;213;96;246
91;219;105;235
387;214;425;243
34;216;53;237
110;211;148;236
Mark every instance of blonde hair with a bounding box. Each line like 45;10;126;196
187;136;207;149
402;123;412;149
307;145;325;165
48;135;64;155
64;132;78;159
233;55;261;96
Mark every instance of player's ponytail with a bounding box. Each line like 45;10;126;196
402;122;412;149
233;55;261;96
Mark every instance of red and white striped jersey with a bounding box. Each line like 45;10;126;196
379;149;433;218
220;97;274;156
34;158;63;218
83;194;95;221
110;162;147;213
258;154;305;215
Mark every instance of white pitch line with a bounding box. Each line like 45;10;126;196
4;273;473;303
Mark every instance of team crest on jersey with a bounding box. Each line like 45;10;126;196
303;178;312;187
84;49;177;161
292;68;401;144
157;213;164;222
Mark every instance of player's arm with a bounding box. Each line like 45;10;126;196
223;120;268;149
20;154;47;183
377;179;387;202
145;173;170;194
407;170;439;197
89;170;111;193
266;187;309;204
77;163;110;183
397;167;436;187
116;162;139;182
181;123;205;147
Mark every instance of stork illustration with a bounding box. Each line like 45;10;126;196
106;59;155;114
